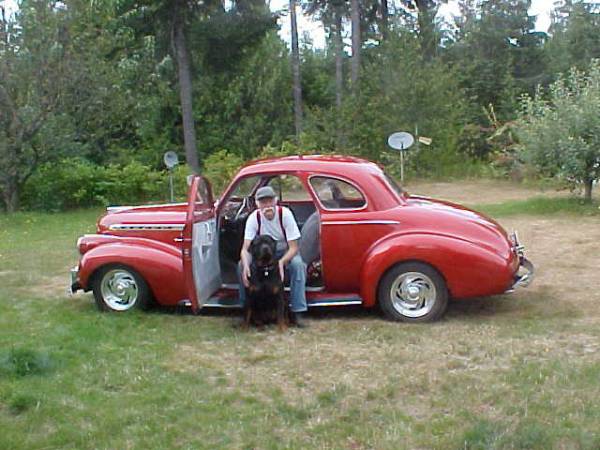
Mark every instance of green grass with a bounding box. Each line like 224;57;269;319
1;207;599;449
473;196;600;217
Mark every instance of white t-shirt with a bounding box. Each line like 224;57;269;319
244;207;301;242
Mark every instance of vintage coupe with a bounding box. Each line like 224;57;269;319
69;155;534;322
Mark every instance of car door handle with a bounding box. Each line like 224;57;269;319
174;237;190;243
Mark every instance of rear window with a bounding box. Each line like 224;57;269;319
309;176;366;209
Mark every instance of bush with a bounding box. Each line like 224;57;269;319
21;159;173;211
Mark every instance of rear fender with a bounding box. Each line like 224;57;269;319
360;232;515;307
79;241;186;306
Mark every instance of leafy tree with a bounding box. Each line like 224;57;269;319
114;0;275;171
517;61;600;201
0;1;83;211
546;1;600;75
447;0;546;123
305;32;467;176
194;32;295;158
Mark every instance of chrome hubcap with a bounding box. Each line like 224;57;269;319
390;272;436;318
100;270;138;311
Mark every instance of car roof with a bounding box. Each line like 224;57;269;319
237;154;383;176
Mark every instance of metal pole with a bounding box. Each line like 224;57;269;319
400;145;404;183
169;169;174;202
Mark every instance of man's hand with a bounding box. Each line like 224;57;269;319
278;260;285;281
242;264;251;288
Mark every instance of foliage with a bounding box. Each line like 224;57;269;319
546;1;600;75
312;33;468;178
3;0;600;212
21;159;175;211
446;0;547;124
516;61;600;201
202;150;245;196
194;32;295;159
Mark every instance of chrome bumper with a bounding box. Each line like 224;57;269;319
68;266;81;295
510;257;535;291
505;230;535;293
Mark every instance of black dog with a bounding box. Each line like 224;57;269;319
243;235;288;331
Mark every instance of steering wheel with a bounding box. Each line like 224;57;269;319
234;195;256;222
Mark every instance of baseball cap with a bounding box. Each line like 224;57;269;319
255;186;277;200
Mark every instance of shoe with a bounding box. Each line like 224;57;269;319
290;311;309;328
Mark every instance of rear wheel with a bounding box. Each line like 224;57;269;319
378;262;448;322
92;264;152;312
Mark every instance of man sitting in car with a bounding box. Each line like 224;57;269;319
238;186;308;327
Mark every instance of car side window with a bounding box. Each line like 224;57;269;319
267;175;311;201
310;177;366;209
230;176;261;199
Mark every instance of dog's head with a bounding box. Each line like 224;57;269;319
250;235;277;266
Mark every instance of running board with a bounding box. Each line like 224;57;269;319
221;283;325;293
199;295;363;309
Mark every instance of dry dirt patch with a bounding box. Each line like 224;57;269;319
405;179;568;205
170;209;600;421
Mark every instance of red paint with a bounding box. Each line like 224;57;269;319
74;155;525;309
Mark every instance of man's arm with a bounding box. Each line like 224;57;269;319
280;239;299;266
240;239;252;287
240;211;258;287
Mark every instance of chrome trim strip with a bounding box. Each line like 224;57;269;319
203;301;242;309
108;223;185;231
322;220;400;225
201;297;363;308
308;299;363;307
107;202;187;212
221;283;324;292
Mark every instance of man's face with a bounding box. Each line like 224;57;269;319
257;196;277;220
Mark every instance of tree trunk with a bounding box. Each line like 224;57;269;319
334;9;343;111
289;0;303;139
584;177;593;202
350;0;360;90
334;7;344;149
415;0;437;60
173;6;200;174
381;0;389;40
2;179;19;213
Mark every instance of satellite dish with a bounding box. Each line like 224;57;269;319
387;132;414;151
163;151;179;169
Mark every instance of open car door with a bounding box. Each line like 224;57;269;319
183;175;221;313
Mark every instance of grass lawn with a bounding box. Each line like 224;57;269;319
1;200;599;449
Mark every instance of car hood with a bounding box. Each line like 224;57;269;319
403;195;512;256
98;203;187;233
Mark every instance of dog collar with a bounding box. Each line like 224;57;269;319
255;263;276;277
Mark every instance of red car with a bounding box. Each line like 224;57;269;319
69;155;534;322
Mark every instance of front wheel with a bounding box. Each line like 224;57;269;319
378;262;448;323
92;264;152;312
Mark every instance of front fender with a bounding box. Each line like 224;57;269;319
79;242;186;306
359;232;516;307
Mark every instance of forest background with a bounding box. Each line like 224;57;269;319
1;0;599;212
